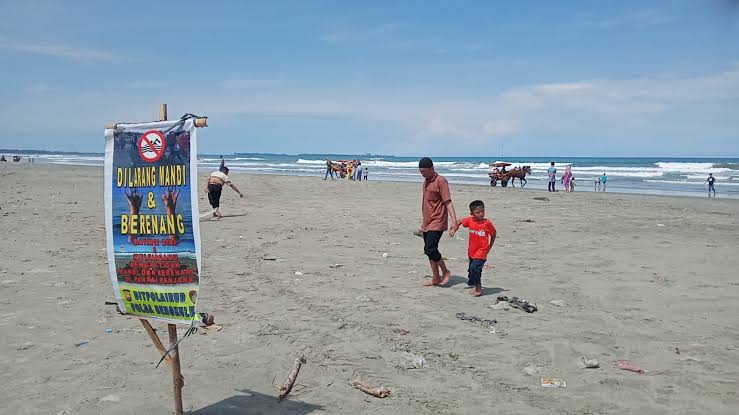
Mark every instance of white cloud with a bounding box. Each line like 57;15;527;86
483;120;516;137
422;118;462;136
0;38;131;63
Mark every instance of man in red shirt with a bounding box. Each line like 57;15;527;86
451;200;496;297
419;157;459;287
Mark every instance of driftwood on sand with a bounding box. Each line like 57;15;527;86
278;355;306;401
351;380;391;398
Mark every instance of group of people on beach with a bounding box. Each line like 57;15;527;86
324;158;368;181
547;162;608;193
0;155;33;163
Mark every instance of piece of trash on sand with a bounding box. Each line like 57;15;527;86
580;356;600;368
407;270;418;274
100;394;120;402
510;296;538;313
675;347;680;355
541;378;566;388
262;255;278;261
549;299;568;307
455;312;497;327
515;219;535;223
75;341;89;347
329;264;344;269
522;364;542;376
656;223;665;227
381;252;389;258
533;197;550;202
294;271;303;277
616;360;645;374
16;342;34;350
401;352;428;369
392;328;410;336
489;327;496;334
489;301;510;310
105;328;113;333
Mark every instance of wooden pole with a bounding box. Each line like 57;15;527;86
168;324;184;415
159;103;185;415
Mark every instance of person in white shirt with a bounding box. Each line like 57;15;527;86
204;166;244;219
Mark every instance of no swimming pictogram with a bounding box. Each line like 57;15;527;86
138;130;166;163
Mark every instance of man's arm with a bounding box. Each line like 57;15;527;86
446;200;459;236
228;182;245;198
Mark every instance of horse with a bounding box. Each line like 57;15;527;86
508;166;532;187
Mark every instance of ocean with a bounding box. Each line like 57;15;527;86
7;151;739;199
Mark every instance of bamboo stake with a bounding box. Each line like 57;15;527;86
139;319;172;369
278;355;306;401
351;380;391;398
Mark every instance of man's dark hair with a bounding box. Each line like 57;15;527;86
419;157;434;168
469;200;484;211
222;167;230;174
550;161;555;166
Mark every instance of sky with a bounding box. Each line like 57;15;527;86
0;0;738;157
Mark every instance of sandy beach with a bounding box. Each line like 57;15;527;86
1;163;738;415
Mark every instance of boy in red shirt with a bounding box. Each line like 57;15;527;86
450;200;496;297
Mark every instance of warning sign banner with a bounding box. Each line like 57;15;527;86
104;118;201;324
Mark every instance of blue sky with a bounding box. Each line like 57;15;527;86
0;0;738;157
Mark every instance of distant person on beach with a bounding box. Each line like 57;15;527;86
0;155;6;162
601;173;608;192
594;178;601;191
354;161;362;181
570;177;576;192
324;158;335;180
418;157;459;287
547;162;557;192
562;165;572;192
450;200;496;297
363;168;368;181
706;173;716;197
204;166;244;219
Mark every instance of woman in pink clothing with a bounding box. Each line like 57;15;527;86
561;165;573;192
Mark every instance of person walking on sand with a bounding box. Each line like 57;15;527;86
547;162;557;192
601;173;608;192
204;166;244;219
324;158;335;180
706;173;716;197
418;157;459;287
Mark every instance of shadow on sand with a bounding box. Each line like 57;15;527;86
188;389;322;415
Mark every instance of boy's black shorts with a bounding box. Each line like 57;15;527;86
423;231;443;262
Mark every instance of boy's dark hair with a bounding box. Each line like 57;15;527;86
469;200;484;211
222;167;230;174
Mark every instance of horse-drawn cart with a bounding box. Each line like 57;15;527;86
488;162;531;187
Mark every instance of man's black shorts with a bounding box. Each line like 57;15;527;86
423;230;443;262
